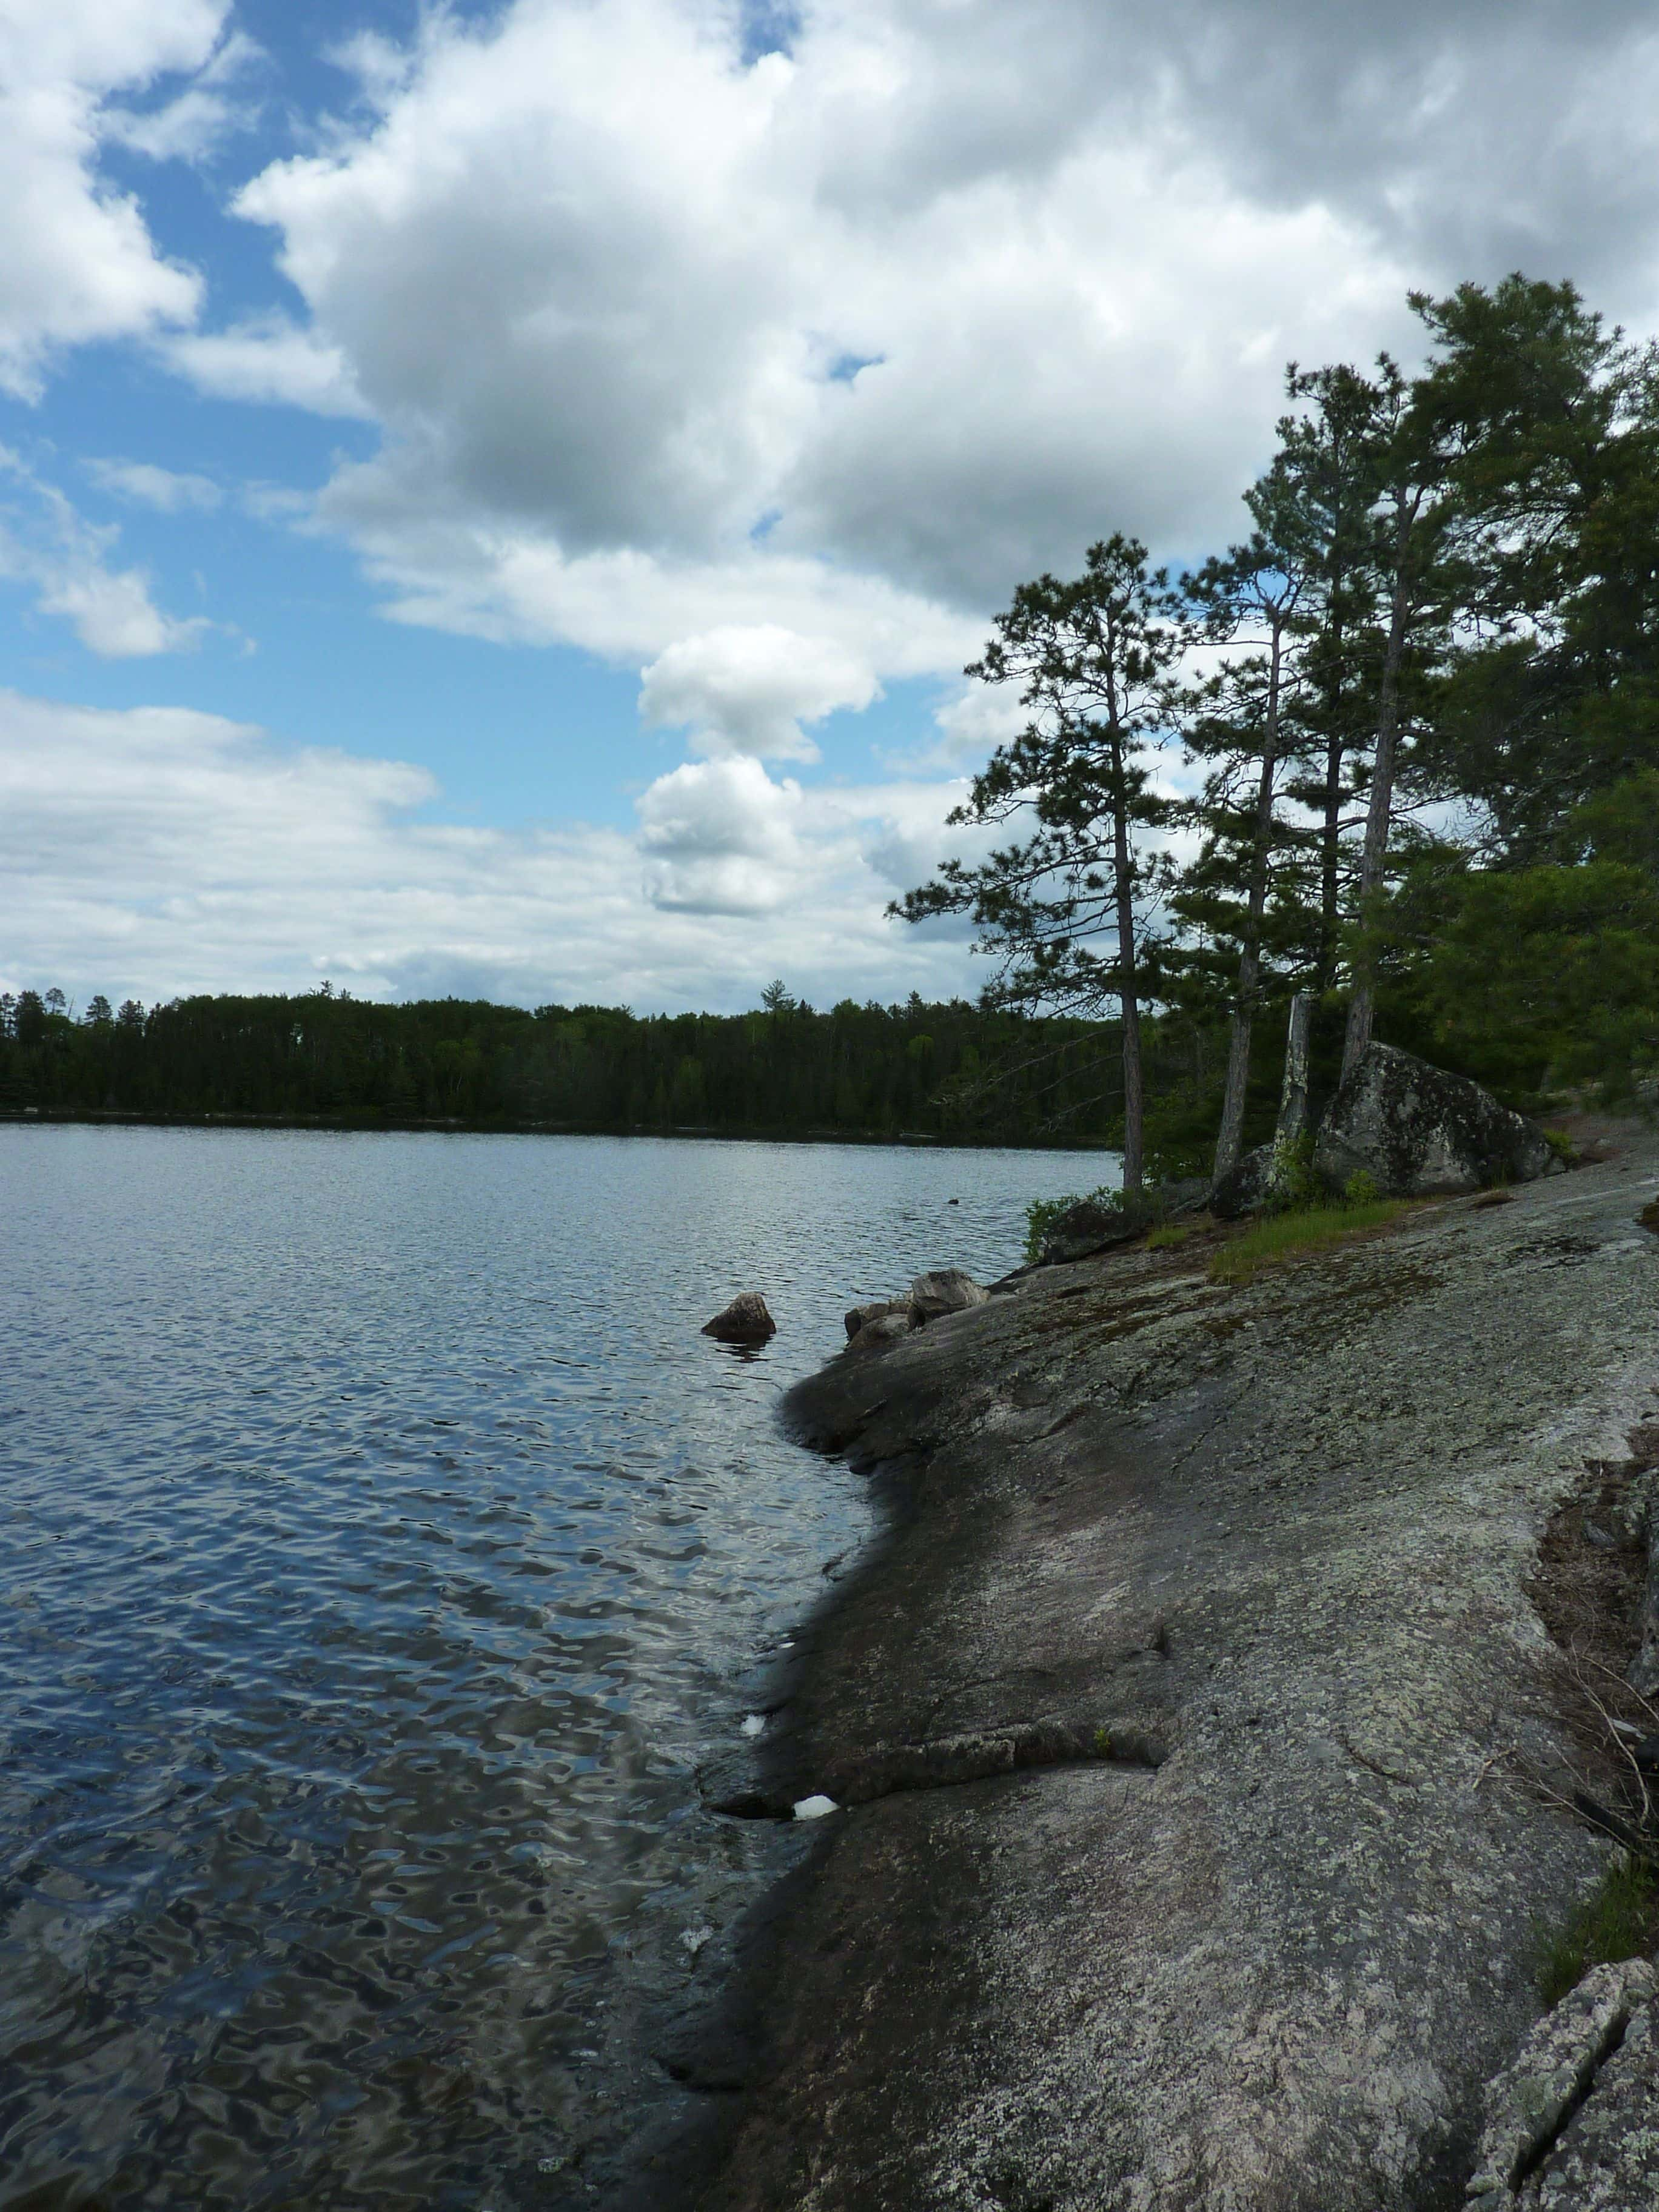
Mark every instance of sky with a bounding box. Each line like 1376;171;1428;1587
7;0;1659;1014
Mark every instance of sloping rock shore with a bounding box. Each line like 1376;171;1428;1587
681;1140;1659;2211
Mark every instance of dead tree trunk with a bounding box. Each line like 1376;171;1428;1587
1212;623;1286;1187
1113;741;1144;1192
1342;489;1419;1081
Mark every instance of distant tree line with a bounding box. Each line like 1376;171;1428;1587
0;981;1205;1148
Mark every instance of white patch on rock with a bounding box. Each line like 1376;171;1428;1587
792;1794;840;1821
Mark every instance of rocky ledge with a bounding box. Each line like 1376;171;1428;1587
675;1133;1659;2211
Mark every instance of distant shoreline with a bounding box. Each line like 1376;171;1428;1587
0;1107;1119;1153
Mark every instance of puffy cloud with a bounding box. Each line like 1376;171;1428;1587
102;29;267;166
0;0;226;397
0;691;980;1011
0;450;210;655
160;313;368;417
638;626;878;760
191;0;1659;675
84;458;223;512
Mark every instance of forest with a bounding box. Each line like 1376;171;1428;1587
0;984;1148;1147
6;276;1658;1169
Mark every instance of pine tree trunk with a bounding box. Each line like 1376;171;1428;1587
1112;747;1144;1192
1342;493;1415;1081
1212;625;1283;1186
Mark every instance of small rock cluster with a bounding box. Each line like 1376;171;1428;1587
842;1268;988;1353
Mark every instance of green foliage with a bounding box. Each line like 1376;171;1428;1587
1343;1169;1382;1205
1535;1855;1657;2007
1543;1129;1577;1165
1406;859;1659;1098
1144;1224;1192;1251
1208;1201;1409;1284
1261;1134;1324;1213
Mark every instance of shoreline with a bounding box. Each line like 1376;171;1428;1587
650;1138;1659;2210
0;1108;1119;1153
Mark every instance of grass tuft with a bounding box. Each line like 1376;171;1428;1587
1207;1200;1409;1285
1535;1854;1658;2006
1145;1224;1192;1251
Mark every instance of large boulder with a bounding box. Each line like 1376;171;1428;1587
1315;1042;1562;1197
908;1269;989;1324
702;1290;777;1343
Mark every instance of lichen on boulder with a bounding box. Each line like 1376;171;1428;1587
1315;1042;1562;1198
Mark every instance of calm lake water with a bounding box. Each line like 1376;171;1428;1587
0;1125;1118;2209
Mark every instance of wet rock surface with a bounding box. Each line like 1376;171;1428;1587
701;1290;777;1342
1316;1042;1563;1196
675;1139;1659;2211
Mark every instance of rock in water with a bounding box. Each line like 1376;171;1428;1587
846;1312;913;1355
1315;1042;1562;1197
908;1269;990;1324
701;1291;777;1343
844;1298;904;1341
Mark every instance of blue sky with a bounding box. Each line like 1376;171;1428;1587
7;0;1659;1011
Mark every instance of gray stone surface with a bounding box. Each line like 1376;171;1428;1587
907;1269;989;1324
1316;1042;1563;1196
1514;1995;1659;2205
845;1310;912;1355
843;1298;904;1341
689;1141;1659;2211
1210;1138;1273;1218
1037;1195;1143;1262
1467;1957;1655;2200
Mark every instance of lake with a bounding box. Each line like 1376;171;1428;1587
0;1124;1118;2208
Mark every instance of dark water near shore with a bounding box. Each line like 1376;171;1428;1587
0;1125;1118;2208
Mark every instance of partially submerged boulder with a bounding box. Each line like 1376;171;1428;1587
844;1298;905;1341
702;1290;777;1343
908;1269;988;1324
1315;1042;1562;1198
847;1312;913;1355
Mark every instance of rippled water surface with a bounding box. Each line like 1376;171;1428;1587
0;1125;1118;2207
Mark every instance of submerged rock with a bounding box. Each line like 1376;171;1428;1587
1315;1042;1562;1198
908;1270;989;1324
702;1291;777;1343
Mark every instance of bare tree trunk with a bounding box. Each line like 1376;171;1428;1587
1212;624;1284;1186
1318;731;1344;990
1112;757;1144;1192
1342;494;1415;1081
1273;991;1314;1151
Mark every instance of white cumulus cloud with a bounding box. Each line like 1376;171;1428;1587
638;627;879;761
0;691;980;1011
0;0;227;397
